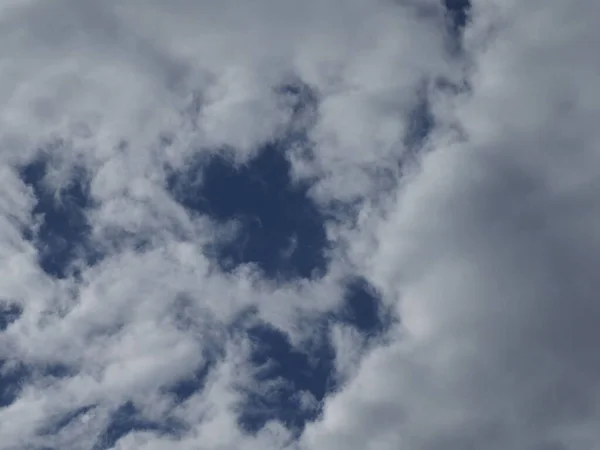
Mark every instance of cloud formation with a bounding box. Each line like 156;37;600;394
2;0;600;449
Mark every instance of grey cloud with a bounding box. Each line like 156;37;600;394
303;1;600;449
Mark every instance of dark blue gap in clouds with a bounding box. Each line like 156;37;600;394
162;295;226;403
404;84;435;152
93;401;185;450
37;405;96;436
0;361;28;408
0;303;23;331
167;143;328;280
444;0;471;31
0;360;72;408
19;156;98;279
166;359;213;403
234;278;389;434
238;324;335;435
337;277;388;336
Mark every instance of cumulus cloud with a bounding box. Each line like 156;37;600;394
303;2;600;450
2;0;599;449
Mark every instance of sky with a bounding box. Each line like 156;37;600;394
1;0;600;449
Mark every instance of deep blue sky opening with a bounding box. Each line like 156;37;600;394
404;86;435;155
19;156;96;279
93;401;184;450
168;143;329;281
0;361;28;408
166;359;213;404
0;303;22;332
238;275;390;435
239;323;335;435
37;405;97;438
444;0;471;32
337;277;387;336
0;361;72;409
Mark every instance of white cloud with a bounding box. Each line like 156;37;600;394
3;0;599;449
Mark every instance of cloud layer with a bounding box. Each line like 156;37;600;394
2;0;600;449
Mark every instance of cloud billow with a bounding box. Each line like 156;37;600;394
1;0;600;449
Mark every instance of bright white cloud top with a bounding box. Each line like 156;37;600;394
1;0;600;449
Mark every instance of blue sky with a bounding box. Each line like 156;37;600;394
3;0;600;449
